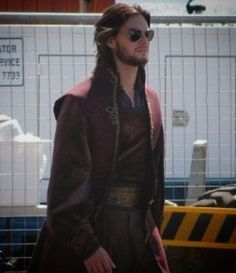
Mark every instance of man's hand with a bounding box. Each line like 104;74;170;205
84;247;116;273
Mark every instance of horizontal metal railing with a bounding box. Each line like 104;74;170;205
0;12;236;25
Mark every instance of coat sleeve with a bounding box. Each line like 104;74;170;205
148;88;165;229
46;95;100;260
151;124;165;229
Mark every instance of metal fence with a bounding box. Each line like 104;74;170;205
0;13;236;272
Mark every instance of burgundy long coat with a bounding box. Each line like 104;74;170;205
28;68;169;273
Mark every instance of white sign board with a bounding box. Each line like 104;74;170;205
0;38;24;86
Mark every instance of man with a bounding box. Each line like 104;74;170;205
28;3;170;273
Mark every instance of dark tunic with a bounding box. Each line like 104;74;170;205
114;86;148;185
27;68;169;273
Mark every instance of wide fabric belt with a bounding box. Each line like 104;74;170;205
107;184;140;208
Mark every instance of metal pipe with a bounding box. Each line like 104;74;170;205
0;12;236;25
0;12;100;25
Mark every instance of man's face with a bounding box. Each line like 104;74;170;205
111;14;152;67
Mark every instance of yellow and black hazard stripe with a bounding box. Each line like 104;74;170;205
161;206;236;249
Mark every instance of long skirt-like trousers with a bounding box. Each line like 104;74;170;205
100;205;162;273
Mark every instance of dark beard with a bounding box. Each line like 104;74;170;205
115;43;148;67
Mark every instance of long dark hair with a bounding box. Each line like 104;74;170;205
94;3;151;74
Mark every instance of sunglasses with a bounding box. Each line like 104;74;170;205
127;28;154;42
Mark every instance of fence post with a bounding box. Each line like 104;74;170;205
186;140;207;204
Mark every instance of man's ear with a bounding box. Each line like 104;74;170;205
106;36;116;49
